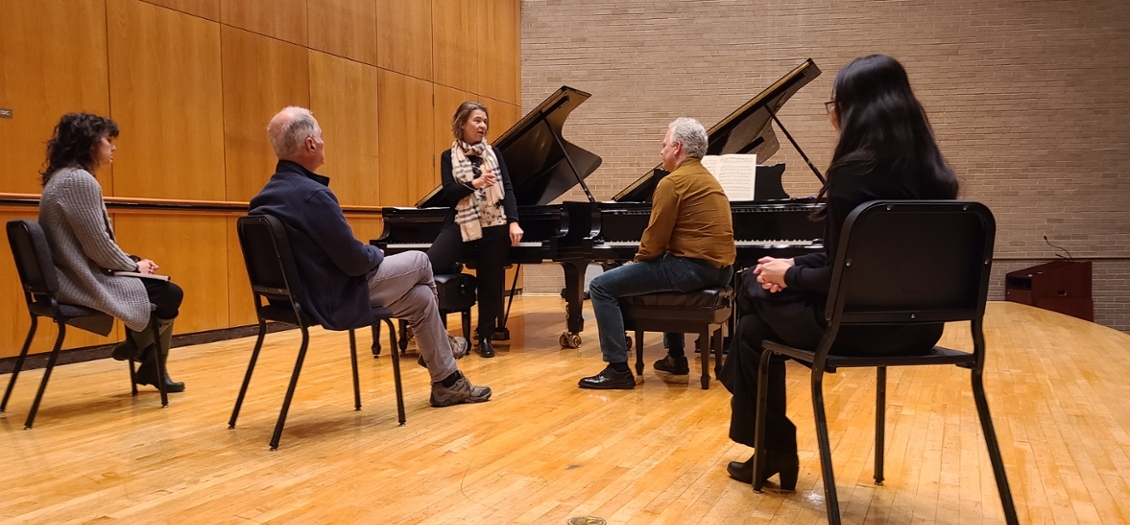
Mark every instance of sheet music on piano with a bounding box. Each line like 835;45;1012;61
700;154;757;201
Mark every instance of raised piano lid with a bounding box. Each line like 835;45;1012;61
415;86;603;208
612;59;821;202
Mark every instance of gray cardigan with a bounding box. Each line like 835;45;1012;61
38;168;150;334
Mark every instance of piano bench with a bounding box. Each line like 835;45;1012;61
620;286;733;389
371;273;478;356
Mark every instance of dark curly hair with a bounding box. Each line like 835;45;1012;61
41;113;120;185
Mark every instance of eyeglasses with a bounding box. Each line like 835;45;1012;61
471;166;482;178
824;100;837;114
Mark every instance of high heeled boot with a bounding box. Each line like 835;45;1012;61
133;318;185;392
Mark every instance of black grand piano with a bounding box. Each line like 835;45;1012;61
374;86;603;345
567;58;828;272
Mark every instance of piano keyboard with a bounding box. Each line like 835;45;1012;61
386;241;544;249
600;240;815;247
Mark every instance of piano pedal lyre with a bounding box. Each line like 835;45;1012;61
560;332;582;349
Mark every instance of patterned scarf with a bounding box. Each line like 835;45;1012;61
451;139;507;241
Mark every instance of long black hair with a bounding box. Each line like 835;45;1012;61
41;112;120;185
817;55;957;214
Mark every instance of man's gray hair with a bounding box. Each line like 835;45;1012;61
268;106;318;157
668;117;708;159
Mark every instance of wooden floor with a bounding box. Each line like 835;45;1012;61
1;297;1129;524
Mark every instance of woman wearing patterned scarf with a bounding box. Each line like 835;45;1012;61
428;102;524;358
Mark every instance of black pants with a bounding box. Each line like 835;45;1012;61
427;222;510;338
721;269;943;455
143;279;184;320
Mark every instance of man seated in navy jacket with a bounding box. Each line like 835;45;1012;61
249;106;491;407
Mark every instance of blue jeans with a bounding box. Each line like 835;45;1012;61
590;253;733;364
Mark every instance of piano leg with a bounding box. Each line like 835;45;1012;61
558;260;589;348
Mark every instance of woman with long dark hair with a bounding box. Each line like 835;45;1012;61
37;113;186;392
720;55;958;489
428;101;524;358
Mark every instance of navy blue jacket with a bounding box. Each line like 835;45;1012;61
249;160;384;330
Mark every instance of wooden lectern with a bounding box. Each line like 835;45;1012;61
1005;260;1093;321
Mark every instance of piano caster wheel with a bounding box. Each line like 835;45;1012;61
560;333;582;349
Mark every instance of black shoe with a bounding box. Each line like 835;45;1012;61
578;365;635;390
754;450;800;490
478;337;495;358
653;353;689;375
135;363;185;393
727;455;754;483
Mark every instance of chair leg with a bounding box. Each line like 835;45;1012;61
699;327;710;389
713;325;724;378
229;320;267;429
349;329;361;411
1;316;37;413
461;310;472;341
752;347;773;492
25;320;66;429
634;330;644;375
875;366;886;485
972;368;1020;525
271;325;311;450
812;369;841;524
398;320;409;353
150;315;168;408
128;359;139;397
370;321;382;357
385;318;405;425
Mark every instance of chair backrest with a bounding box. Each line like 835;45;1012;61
6;219;61;299
236;215;305;308
826;201;995;325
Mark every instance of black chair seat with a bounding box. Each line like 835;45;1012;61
28;300;111;320
621;286;733;389
763;341;976;370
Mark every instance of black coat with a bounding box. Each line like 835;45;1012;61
249;160;383;330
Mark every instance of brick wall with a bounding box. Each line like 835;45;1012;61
520;0;1130;332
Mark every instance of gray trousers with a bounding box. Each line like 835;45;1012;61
367;251;457;383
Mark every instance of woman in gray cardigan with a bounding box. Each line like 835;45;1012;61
37;113;186;392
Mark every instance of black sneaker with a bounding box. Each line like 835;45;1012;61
578;365;636;390
653;354;689;375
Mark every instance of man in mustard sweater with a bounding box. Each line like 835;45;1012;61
579;118;736;389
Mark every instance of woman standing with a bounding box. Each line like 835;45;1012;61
721;55;960;489
37;113;186;392
428;102;524;358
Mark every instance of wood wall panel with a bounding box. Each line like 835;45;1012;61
433;84;474;161
106;0;224;201
432;0;478;93
343;216;385;248
140;0;219;20
113;213;230;334
221;27;310;202
0;0;110;195
226;216;257;327
220;0;306;46
309;51;380;207
480;0;521;104
480;98;520;144
377;71;435;207
307;0;378;65
377;0;433;81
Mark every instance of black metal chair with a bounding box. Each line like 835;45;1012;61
620;286;733;389
751;201;1018;525
1;219;169;429
371;270;476;356
228;215;404;450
